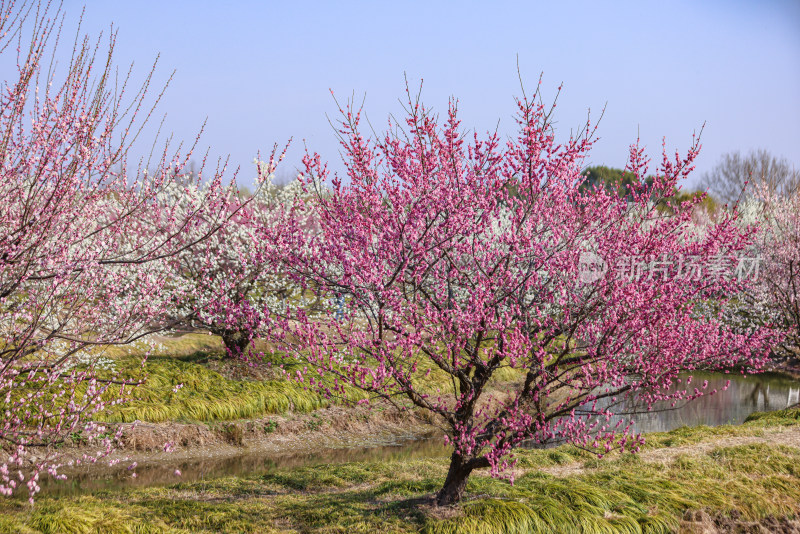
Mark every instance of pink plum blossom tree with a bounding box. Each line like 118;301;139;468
277;83;781;506
0;1;255;500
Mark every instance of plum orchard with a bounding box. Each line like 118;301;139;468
277;84;782;506
0;0;785;508
0;1;258;499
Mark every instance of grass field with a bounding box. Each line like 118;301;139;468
1;407;799;533
3;335;799;532
98;354;339;423
90;334;525;424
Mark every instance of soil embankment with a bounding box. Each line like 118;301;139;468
53;400;441;479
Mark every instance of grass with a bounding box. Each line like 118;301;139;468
51;333;363;423
3;331;528;433
1;407;799;533
102;334;226;360
97;355;346;423
4;333;798;531
94;333;526;424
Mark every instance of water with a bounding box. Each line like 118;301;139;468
32;371;799;497
615;371;800;434
34;433;451;497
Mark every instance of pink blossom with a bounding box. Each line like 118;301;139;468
273;80;780;505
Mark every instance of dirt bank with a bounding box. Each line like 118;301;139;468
679;509;800;534
52;400;441;476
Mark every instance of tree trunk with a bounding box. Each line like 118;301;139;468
436;452;474;506
221;330;250;359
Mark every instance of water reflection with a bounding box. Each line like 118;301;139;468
33;372;799;497
35;433;450;497
618;372;800;434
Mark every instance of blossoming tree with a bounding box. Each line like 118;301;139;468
277;84;781;505
742;187;800;357
0;1;254;499
159;160;316;359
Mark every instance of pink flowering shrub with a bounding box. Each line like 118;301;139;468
277;83;781;505
0;1;249;500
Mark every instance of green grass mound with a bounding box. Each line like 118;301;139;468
99;356;356;423
744;405;800;425
428;443;800;534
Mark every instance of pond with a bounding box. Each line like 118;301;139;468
615;371;799;434
34;432;449;498
33;371;800;497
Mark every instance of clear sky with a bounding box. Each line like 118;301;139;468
59;0;799;189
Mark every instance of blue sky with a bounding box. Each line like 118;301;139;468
60;0;799;189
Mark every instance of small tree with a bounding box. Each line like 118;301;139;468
0;1;250;499
161;159;314;359
739;188;800;357
278;83;780;506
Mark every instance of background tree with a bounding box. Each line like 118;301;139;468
579;165;640;198
160;159;315;359
698;149;799;206
277;84;780;506
737;187;800;360
581;165;718;219
0;1;252;499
